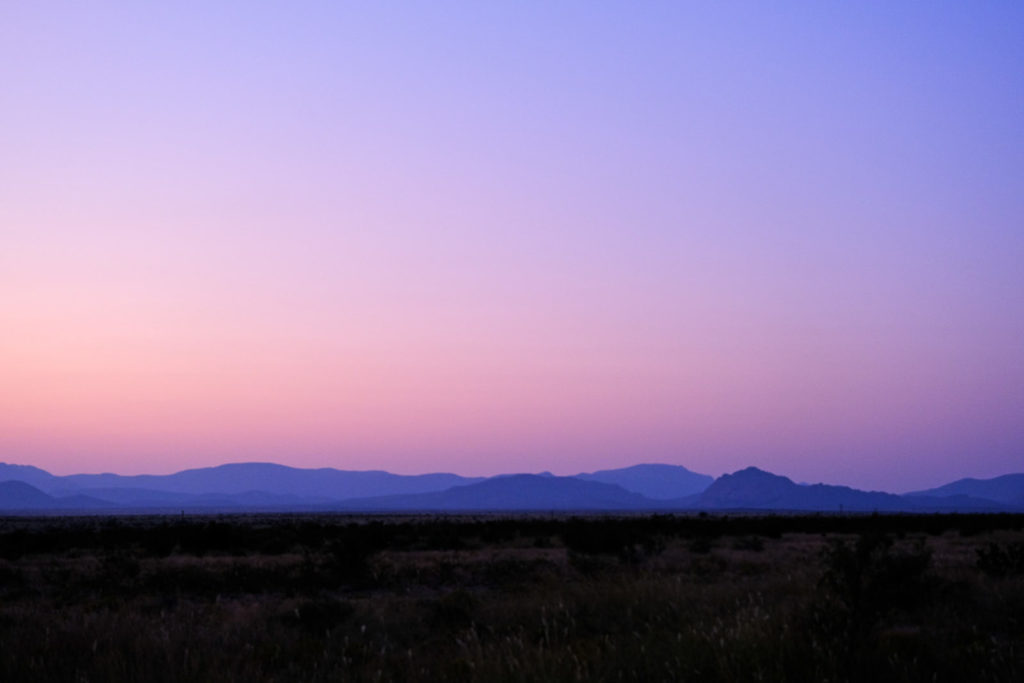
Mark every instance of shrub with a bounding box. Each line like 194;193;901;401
976;541;1024;578
688;536;715;554
280;597;355;634
820;533;933;623
424;589;478;630
562;520;664;564
732;535;765;552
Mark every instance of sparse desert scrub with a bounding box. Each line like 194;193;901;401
0;513;1021;681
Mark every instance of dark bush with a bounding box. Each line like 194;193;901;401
688;536;715;554
820;533;933;622
99;552;141;586
562;519;664;563
424;589;478;630
976;541;1024;578
322;527;386;586
281;597;356;634
732;535;765;552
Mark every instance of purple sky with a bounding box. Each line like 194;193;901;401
2;3;1022;492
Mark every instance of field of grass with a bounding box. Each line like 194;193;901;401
0;513;1022;682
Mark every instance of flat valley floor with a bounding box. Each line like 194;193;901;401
0;513;1021;682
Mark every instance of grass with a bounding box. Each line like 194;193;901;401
0;513;1021;681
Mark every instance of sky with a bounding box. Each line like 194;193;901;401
2;3;1022;492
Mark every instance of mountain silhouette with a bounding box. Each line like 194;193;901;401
0;480;55;508
0;461;1020;513
695;467;1013;511
43;462;482;499
575;464;712;499
905;474;1024;507
55;486;333;509
0;480;111;511
0;463;55;489
336;474;657;511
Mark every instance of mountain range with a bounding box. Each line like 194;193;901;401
0;461;1021;513
905;474;1024;507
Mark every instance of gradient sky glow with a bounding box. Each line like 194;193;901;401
2;3;1023;491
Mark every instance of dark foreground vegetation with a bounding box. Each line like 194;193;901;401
0;512;1022;682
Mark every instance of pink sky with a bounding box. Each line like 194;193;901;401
2;4;1023;491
